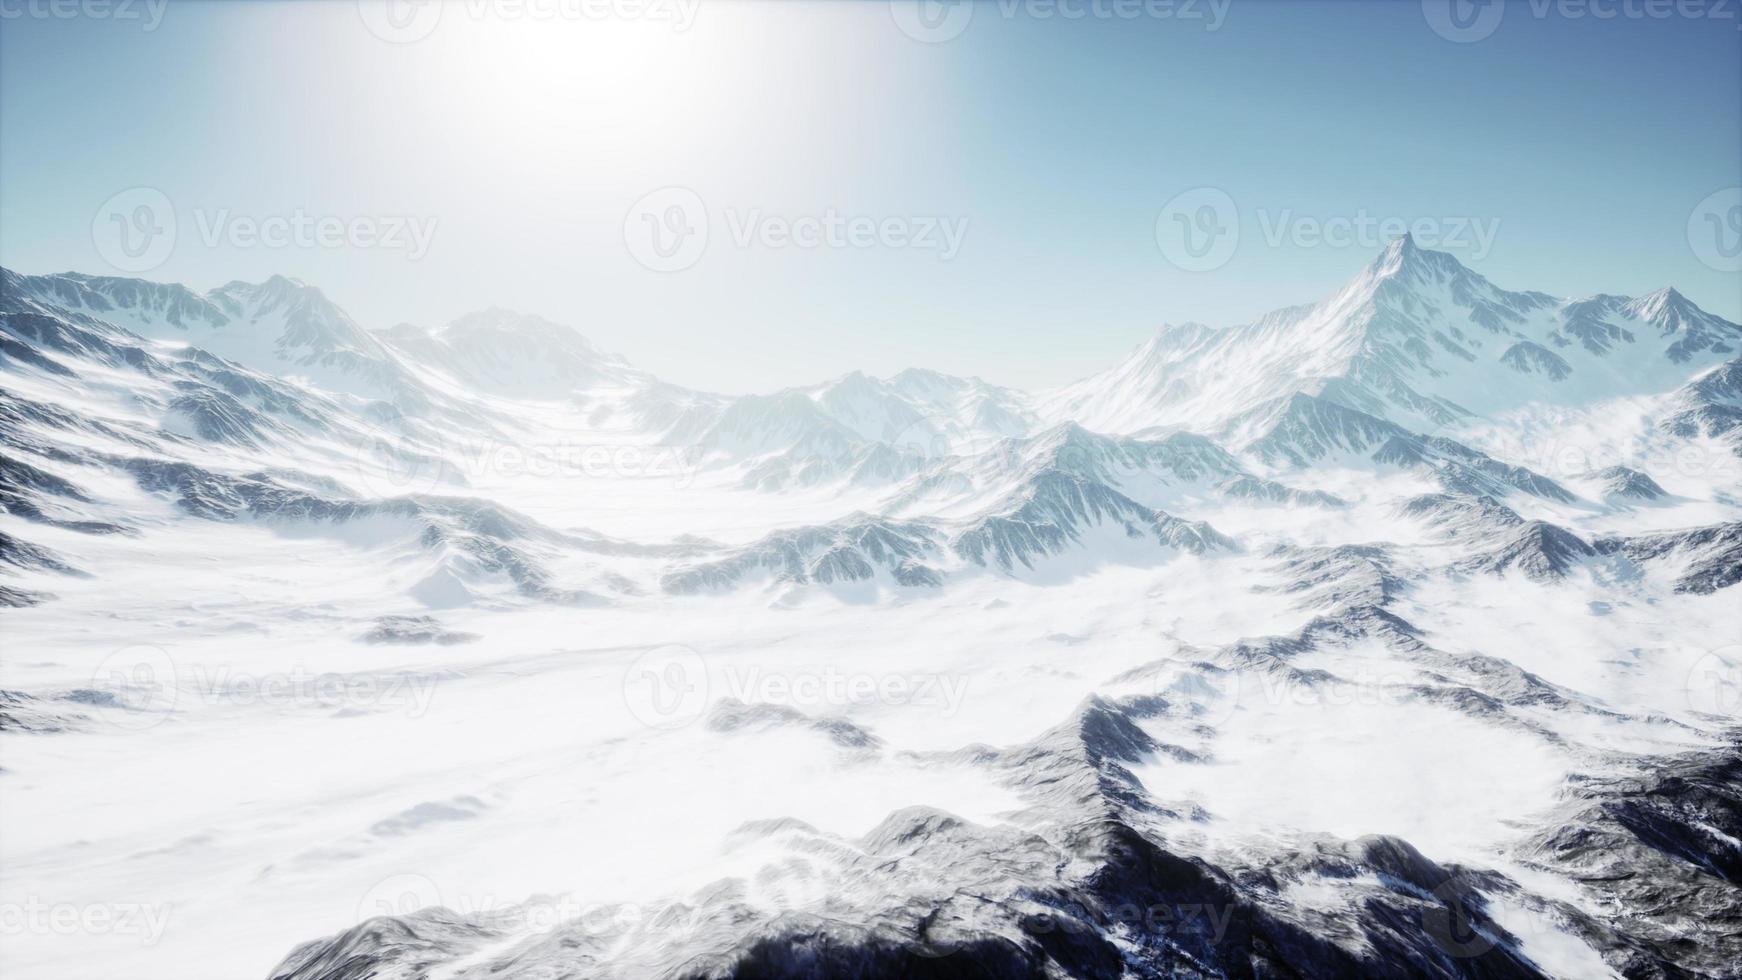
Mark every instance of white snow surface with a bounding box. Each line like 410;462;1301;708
2;242;1739;979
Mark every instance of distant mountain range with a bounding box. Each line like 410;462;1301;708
5;240;1741;979
6;239;1739;603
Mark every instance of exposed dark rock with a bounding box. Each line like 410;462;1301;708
360;615;478;646
662;516;943;594
1594;522;1742;594
1586;464;1667;501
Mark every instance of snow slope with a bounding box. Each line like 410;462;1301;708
1042;235;1740;440
2;243;1739;980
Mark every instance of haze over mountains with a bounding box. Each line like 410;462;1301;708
2;240;1739;979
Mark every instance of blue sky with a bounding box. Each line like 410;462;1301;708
2;0;1738;393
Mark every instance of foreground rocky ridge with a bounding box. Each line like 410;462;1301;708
268;525;1740;979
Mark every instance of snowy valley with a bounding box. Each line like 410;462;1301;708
2;238;1740;979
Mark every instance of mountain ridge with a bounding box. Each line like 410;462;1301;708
1040;236;1740;443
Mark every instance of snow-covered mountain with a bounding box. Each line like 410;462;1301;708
1043;235;1740;441
674;368;1039;491
886;421;1343;520
377;308;649;398
3;269;422;403
1663;353;1742;457
4;244;1740;980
